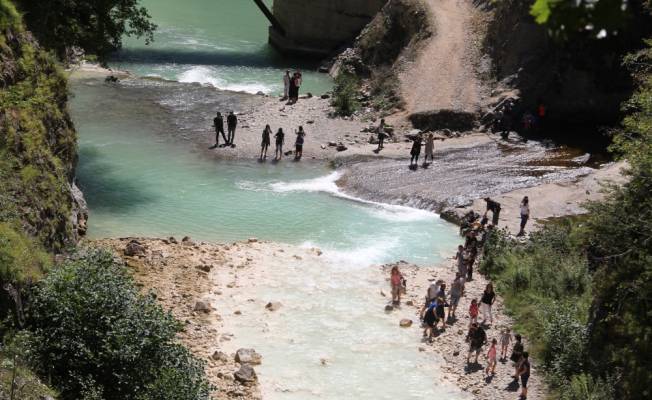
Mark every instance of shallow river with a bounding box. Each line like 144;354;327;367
71;76;466;399
71;1;470;397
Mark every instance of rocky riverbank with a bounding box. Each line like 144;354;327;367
384;260;546;399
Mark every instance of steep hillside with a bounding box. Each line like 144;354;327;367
0;0;86;254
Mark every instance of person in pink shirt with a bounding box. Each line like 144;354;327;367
390;266;403;304
485;338;498;375
469;298;479;325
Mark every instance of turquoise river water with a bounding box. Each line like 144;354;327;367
70;1;469;398
112;0;333;95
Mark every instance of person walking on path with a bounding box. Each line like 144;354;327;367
480;283;496;326
485;338;498;375
390;266;404;305
294;126;306;160
510;334;524;375
212;112;227;147
260;125;271;160
469;298;479;325
448;274;463;320
282;70;291;100
423;133;435;164
274;128;285;160
500;328;512;360
517;352;531;399
410;135;422;167
466;322;487;364
227;111;238;146
455;245;467;286
518;196;530;236
376;118;387;151
484;197;501;226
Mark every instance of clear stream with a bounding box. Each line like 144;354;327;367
71;1;468;398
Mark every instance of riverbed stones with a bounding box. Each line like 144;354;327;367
211;351;229;362
265;301;282;311
124;240;146;257
235;348;262;365
400;319;413;327
384;304;394;312
193;301;211;313
234;364;257;384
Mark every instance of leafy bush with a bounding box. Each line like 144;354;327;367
561;373;616;400
27;250;210;400
331;72;360;116
539;302;588;380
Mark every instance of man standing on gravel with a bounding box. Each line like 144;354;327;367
227;111;238;146
466;322;487;364
212;111;226;147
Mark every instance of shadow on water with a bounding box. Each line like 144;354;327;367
77;147;156;212
112;47;323;69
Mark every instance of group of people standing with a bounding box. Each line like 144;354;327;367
259;125;306;161
388;195;534;399
409;133;436;168
282;70;303;104
212;111;238;148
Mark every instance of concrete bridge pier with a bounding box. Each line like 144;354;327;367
258;0;387;57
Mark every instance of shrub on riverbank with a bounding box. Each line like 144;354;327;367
332;72;361;116
27;250;210;400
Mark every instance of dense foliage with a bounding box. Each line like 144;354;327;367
480;38;652;399
332;72;360;116
27;250;210;400
16;0;156;62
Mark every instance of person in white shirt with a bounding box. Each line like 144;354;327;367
518;196;530;236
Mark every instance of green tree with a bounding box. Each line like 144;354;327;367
583;38;652;399
16;0;157;62
27;250;210;400
531;0;651;39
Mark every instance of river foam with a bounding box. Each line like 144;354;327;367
178;65;277;94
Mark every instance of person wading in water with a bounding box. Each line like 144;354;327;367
260;125;271;160
227;111;238;147
274;128;285;161
212;111;226;148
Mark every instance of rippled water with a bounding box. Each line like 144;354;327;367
111;0;333;95
71;74;468;399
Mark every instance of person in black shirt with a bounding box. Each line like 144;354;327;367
260;125;271;160
517;351;531;399
480;283;496;326
227;111;238;146
410;136;422;167
484;197;501;226
212;112;227;147
274;128;285;160
466;322;487;364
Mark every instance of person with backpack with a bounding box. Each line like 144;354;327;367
466;322;487;364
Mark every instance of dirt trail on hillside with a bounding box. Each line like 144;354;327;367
400;0;484;114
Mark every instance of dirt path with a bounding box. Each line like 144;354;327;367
400;0;484;114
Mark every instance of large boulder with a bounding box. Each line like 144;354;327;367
124;240;145;257
235;348;262;365
234;364;257;384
